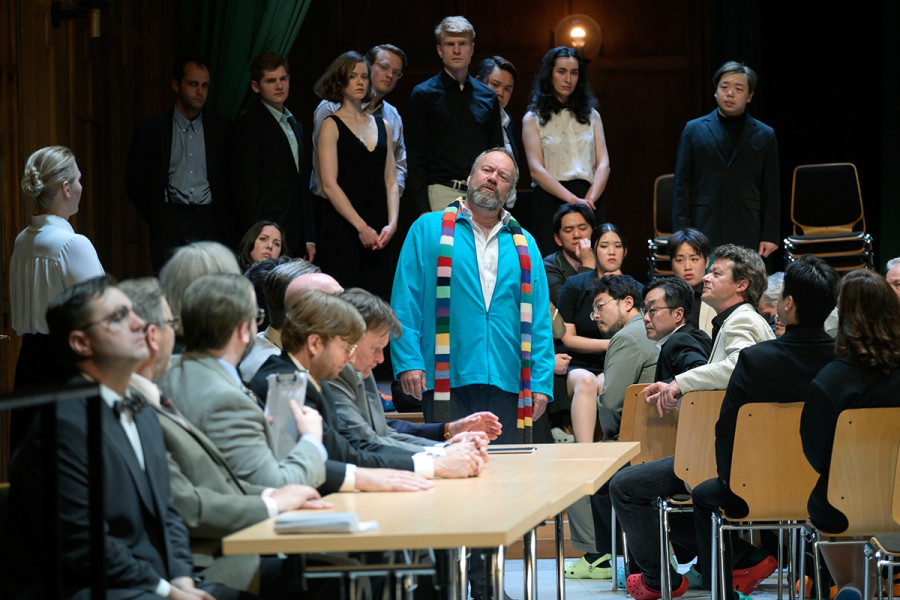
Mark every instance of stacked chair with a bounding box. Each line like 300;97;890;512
647;174;676;280
783;163;874;271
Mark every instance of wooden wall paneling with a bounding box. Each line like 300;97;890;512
0;0;22;480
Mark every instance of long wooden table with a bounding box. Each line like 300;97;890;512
223;442;639;599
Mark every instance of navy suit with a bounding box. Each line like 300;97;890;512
3;382;239;599
125;109;232;272
672;109;780;249
249;353;416;493
230;100;315;253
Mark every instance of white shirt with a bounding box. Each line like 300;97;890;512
10;214;105;334
459;201;512;310
535;109;598;184
263;102;300;172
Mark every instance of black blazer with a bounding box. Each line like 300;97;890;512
5;384;194;596
249;353;415;492
655;326;712;382
672;110;780;249
715;325;835;487
125;109;233;239
230;99;315;252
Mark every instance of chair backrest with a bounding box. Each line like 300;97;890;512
791;163;865;235
620;383;679;464
729;402;818;521
893;444;900;527
827;407;900;536
673;390;726;490
653;174;675;237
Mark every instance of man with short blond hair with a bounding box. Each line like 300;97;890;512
407;16;504;212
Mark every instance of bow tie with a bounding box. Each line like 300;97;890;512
113;395;146;419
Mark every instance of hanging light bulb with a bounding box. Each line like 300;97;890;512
554;14;603;59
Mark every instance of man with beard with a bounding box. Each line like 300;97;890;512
391;148;554;445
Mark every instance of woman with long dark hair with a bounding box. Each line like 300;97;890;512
800;269;900;600
522;47;610;256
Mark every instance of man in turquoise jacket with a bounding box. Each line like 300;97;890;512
391;148;554;444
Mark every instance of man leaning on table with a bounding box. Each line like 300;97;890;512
121;276;331;596
249;289;486;491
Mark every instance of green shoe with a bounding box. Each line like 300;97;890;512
564;554;613;579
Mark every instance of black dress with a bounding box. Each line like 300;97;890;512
317;114;393;300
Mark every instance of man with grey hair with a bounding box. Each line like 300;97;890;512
407;16;504;212
392;148;554;447
886;257;900;301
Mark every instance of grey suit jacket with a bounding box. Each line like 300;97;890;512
675;303;774;394
329;364;434;452
158;352;325;490
151;399;268;591
597;314;659;439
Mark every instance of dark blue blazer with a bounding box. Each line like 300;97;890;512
672;110;780;249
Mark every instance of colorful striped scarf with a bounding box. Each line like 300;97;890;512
435;200;534;442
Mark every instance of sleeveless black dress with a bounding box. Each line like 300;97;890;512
317;114;393;299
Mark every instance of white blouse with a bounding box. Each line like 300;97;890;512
537;109;597;184
10;214;105;334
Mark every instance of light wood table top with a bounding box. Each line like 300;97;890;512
223;442;638;556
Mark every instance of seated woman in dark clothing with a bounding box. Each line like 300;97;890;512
800;269;900;600
558;222;642;442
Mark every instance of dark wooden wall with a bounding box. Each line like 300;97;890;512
288;0;710;277
0;0;175;478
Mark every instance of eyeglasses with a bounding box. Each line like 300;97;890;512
589;298;616;320
374;61;403;79
641;306;677;317
339;341;358;357
83;305;135;330
256;308;266;326
165;316;180;329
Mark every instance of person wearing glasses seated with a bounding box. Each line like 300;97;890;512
642;277;712;382
564;274;658;581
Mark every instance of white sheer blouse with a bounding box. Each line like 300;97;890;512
537;109;597;184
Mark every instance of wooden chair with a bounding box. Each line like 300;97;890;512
866;444;900;600
657;389;726;600
611;383;680;589
648;174;675;280
799;407;900;600
710;402;818;600
620;383;680;465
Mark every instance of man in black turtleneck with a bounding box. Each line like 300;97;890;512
671;61;780;259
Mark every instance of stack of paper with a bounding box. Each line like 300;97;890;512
274;512;379;534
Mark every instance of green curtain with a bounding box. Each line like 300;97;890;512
178;0;313;119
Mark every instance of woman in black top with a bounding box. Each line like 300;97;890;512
558;223;638;442
314;51;399;300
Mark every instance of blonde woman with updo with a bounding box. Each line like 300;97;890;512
11;146;104;391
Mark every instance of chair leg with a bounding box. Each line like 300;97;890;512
777;528;785;600
813;534;824;600
714;514;726;600
799;530;808;600
611;504;619;591
659;499;671;600
863;543;873;600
